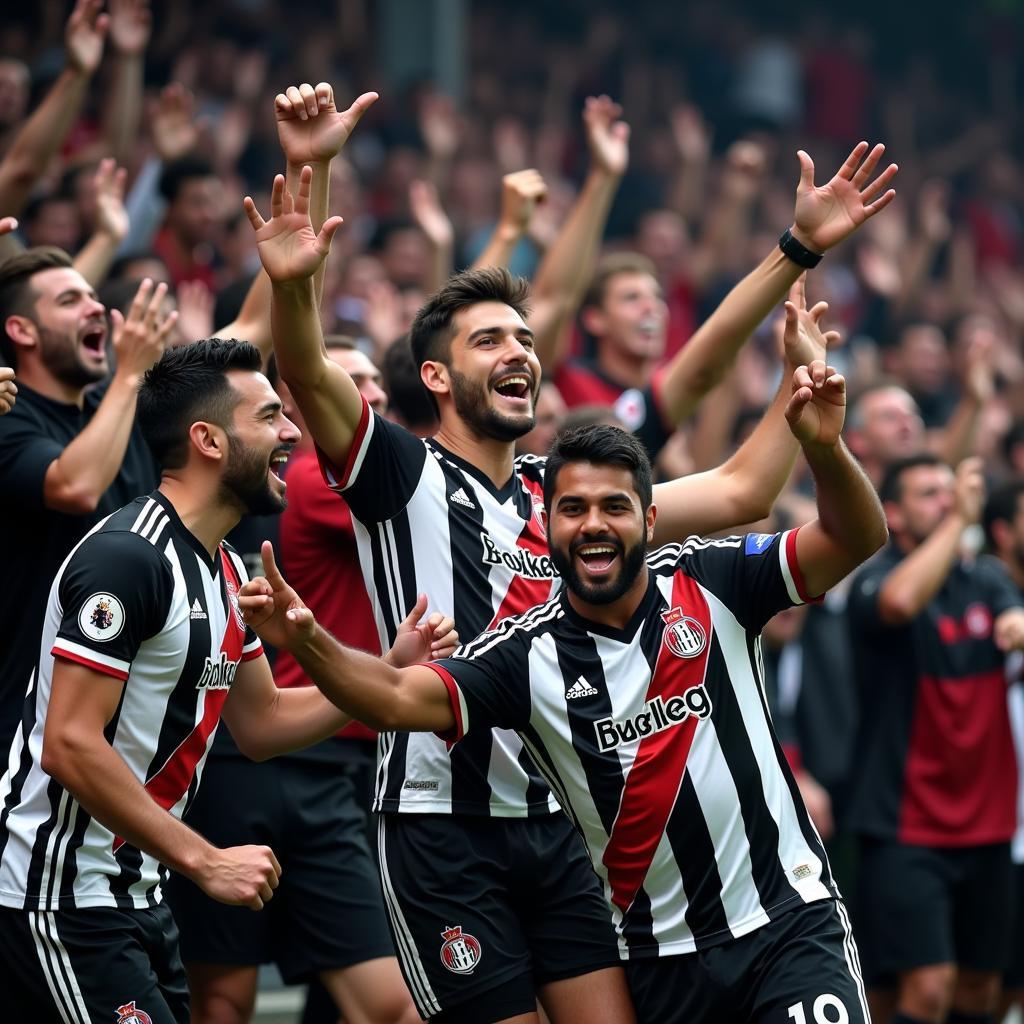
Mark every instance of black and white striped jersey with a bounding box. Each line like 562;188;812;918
427;530;839;958
0;491;263;911
319;398;561;816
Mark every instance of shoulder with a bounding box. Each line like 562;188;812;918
454;595;563;662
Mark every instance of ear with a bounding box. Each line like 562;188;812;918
646;501;657;542
4;315;38;351
580;305;605;338
420;359;450;399
188;421;227;463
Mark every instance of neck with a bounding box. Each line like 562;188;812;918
566;568;650;631
596;343;655;391
17;360;88;407
433;413;517;487
158;476;240;559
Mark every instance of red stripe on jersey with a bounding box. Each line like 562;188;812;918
423;662;463;745
602;570;713;914
785;528;818;604
316;396;371;491
488;476;553;629
112;550;248;853
51;649;129;682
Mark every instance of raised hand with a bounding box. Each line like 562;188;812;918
111;279;177;380
174;280;215;345
952;456;985;526
418;92;461;161
785;360;846;449
195;844;281;910
108;0;151;56
93;158;129;242
275;82;379;167
791;141;898;253
152;83;200;162
409;180;454;250
0;367;17;416
386;594;460;668
237;541;316;650
65;0;109;75
781;275;841;368
583;95;630;178
669;104;711;164
244;166;344;284
721;140;767;202
498;169;548;236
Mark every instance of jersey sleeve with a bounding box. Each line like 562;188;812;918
677;529;819;634
0;404;65;510
52;531;174;681
315;396;429;523
421;628;531;743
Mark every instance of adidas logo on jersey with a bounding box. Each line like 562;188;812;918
594;685;712;752
196;652;238;690
190;599;207;621
449;488;476;510
566;677;599;700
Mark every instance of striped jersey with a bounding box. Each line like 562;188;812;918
427;530;839;957
319;398;561;816
0;491;263;910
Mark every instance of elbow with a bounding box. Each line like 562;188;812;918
232;732;273;763
41;730;81;787
46;480;102;516
876;586;916;627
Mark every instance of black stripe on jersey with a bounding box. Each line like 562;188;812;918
23;778;72;910
0;670;41;868
748;636;837;894
704;638;799;917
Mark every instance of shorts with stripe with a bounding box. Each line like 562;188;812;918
624;898;869;1024
377;811;621;1020
0;902;188;1024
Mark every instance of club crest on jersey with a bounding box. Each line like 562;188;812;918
439;925;482;975
79;592;125;642
661;606;708;659
115;1002;153;1024
594;685;713;752
224;579;246;631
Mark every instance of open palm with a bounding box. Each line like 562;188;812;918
244;168;342;284
793;142;898;252
276;84;378;166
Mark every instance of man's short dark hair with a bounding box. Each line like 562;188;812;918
138;339;262;470
879;452;945;505
983;478;1024;549
582;252;658;312
0;246;73;367
544;424;653;515
158;155;216;203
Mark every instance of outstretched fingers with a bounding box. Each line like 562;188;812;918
851;142;885;188
835;140;870;181
269;173;286;219
243;196;265;232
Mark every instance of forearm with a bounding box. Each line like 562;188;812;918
0;69;90;216
44;373;140;512
44;733;215;879
472;223;522;271
878;513;965;622
103;55;144;166
240;685;350;761
119;157;164;255
936;394;981;466
659;245;803;424
73;231;122;287
270;278;329;385
423;237;454;295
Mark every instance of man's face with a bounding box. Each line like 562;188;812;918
0;59;29;129
856;388;926;466
436;301;542;442
25;199;81;252
547;462;653;606
170;177;224;247
332;347;388;416
586;272;668;363
219;371;301;516
889;464;955;544
16;267;108;387
896;325;949;395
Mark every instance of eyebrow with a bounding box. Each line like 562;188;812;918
556;491;634;506
466;325;535;343
56;288;98;303
255;400;282;417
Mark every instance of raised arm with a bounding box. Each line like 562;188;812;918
409;179;454;294
0;0;107;217
73;159;129;287
245;166;363;467
101;0;150;166
471;169;548;270
655;141;898;428
530;96;629;371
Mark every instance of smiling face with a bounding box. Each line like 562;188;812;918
547;461;656;607
584;271;668;363
218;370;301;515
15;266;109;387
427;300;542;442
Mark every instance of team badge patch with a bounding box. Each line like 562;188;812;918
745;532;776;556
115;1002;153;1024
661;605;707;659
79;593;125;642
439;925;482;975
224;579;246;631
614;388;647;431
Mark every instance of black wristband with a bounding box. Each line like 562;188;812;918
779;228;824;269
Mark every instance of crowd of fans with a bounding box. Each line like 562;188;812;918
2;1;1024;1023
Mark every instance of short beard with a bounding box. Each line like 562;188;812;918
550;534;648;606
38;325;106;389
448;366;535;443
219;432;287;517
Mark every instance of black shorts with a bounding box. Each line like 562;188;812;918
625;899;868;1024
165;752;394;985
1005;861;1024;988
0;902;189;1024
857;837;1013;982
377;811;621;1021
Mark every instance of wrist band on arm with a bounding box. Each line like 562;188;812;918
779;227;824;269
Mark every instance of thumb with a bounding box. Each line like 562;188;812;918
285;606;314;629
400;594;429;631
260;541;286;586
784;385;812;427
796;150;815;192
